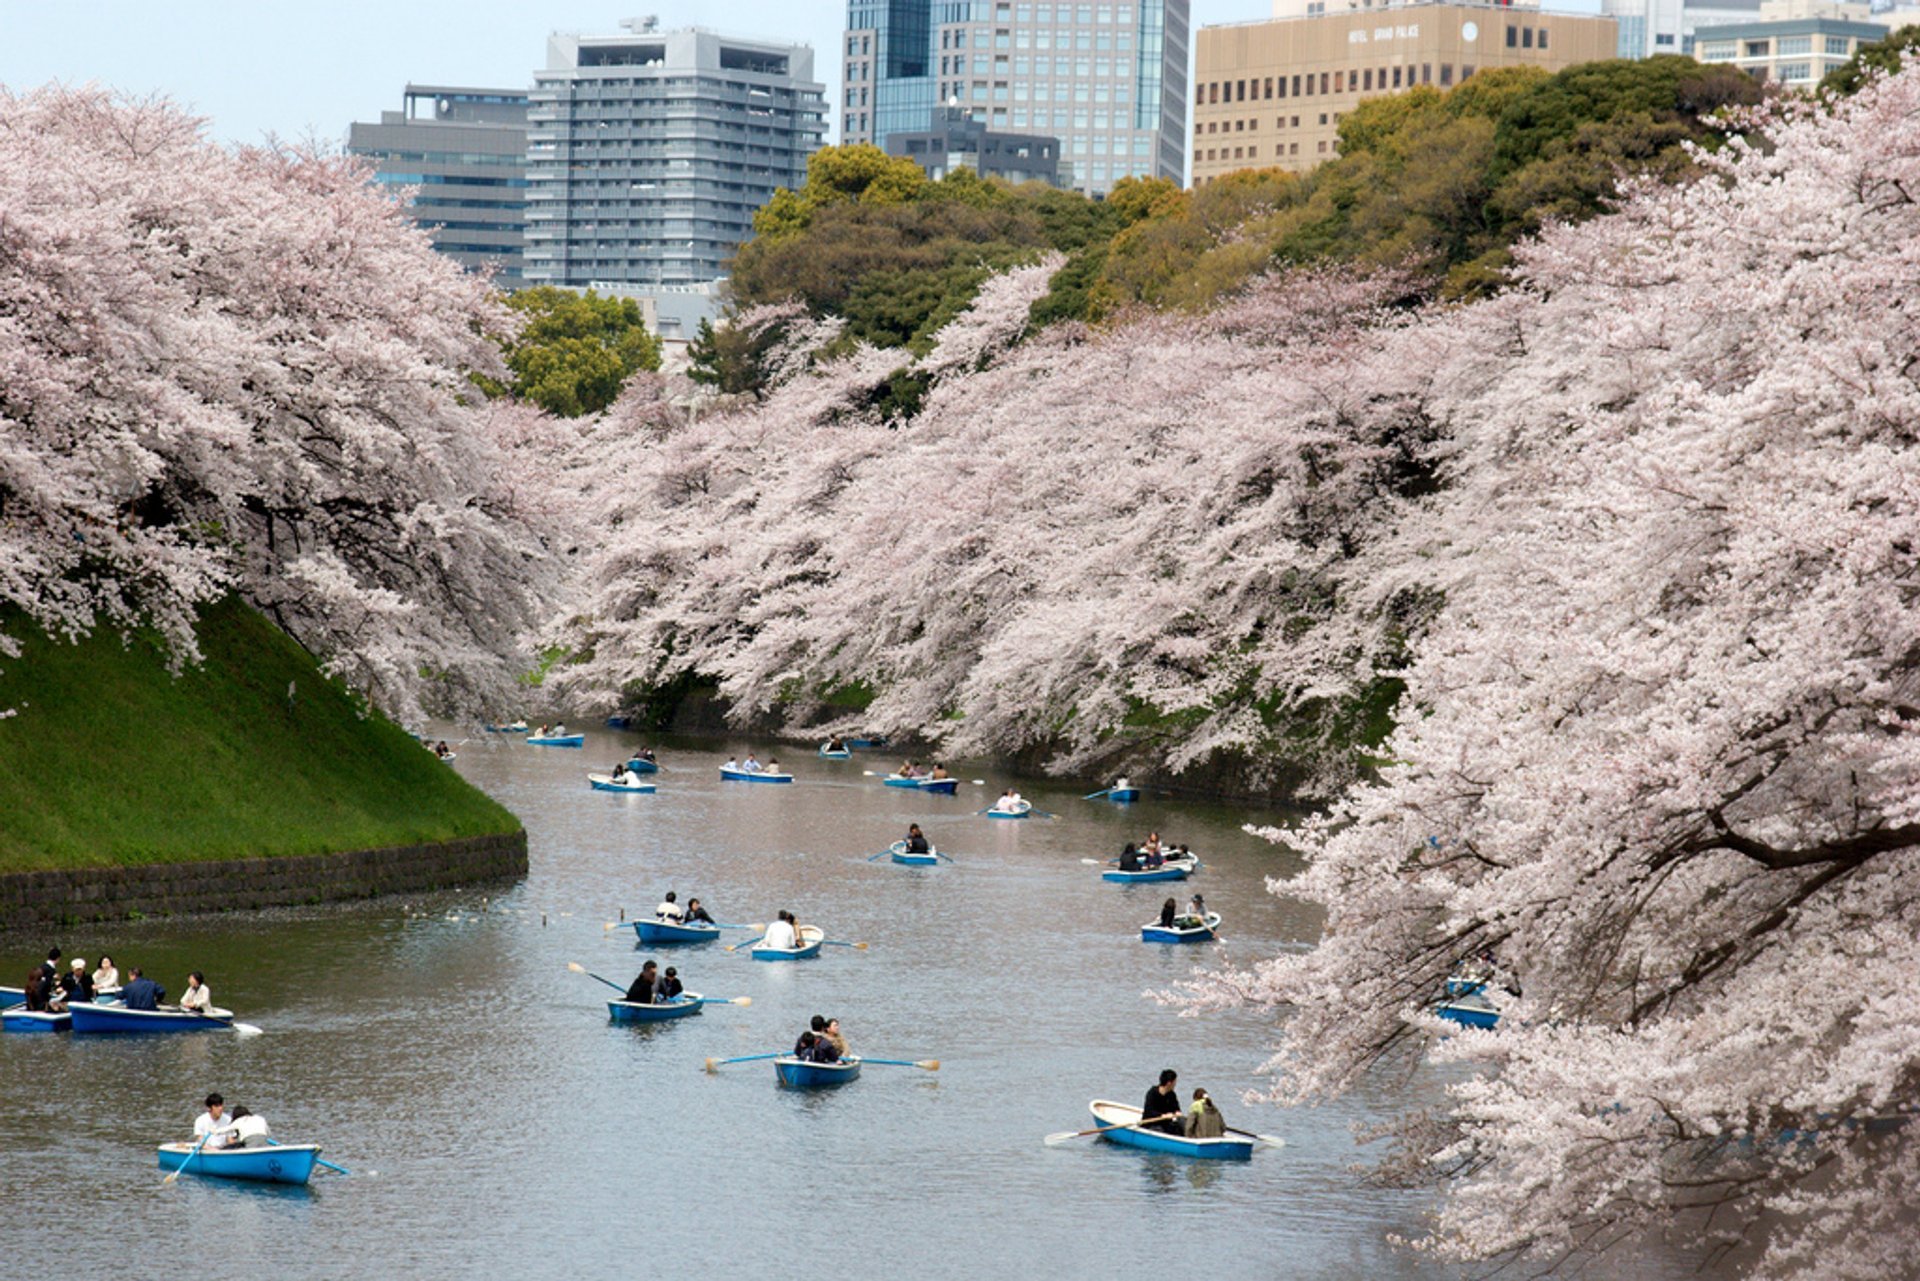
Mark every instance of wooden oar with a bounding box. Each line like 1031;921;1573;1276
1222;1123;1286;1148
723;935;766;953
934;850;955;863
566;962;628;993
817;938;869;950
855;1056;939;1070
1043;1116;1170;1146
267;1138;354;1175
866;844;903;862
692;996;753;1007
704;1051;785;1073
1082;788;1111;800
163;1133;211;1184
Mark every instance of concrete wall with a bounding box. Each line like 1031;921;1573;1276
0;832;527;931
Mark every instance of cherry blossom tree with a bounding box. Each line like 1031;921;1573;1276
1184;65;1920;1278
0;88;556;722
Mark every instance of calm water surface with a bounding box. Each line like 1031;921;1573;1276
0;731;1709;1279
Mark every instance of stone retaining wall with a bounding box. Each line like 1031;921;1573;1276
0;831;527;930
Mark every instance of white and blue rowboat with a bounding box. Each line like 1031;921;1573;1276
607;994;703;1023
1102;863;1192;884
1140;911;1221;943
156;1142;320;1185
630;919;723;945
624;756;660;774
882;774;959;795
69;1002;234;1033
606;715;633;729
485;722;529;733
528;733;585;747
847;737;888;750
1437;992;1501;1030
889;841;940;867
0;984;22;1004
818;743;852;759
720;766;793;784
588;771;657;794
775;1055;862;1088
2;1008;70;1032
1107;787;1141;802
750;925;823;961
985;800;1033;819
1088;1100;1254;1161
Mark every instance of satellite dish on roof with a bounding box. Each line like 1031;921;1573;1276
436;97;452;116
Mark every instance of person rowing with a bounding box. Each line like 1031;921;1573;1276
1141;1069;1184;1135
1178;893;1208;928
658;967;684;1002
119;967;163;1010
655;892;684;923
625;960;660;1004
194;1093;237;1150
904;824;931;855
684;897;716;925
762;910;799;952
825;734;846;752
1117;843;1143;873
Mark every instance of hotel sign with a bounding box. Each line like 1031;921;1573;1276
1349;24;1420;42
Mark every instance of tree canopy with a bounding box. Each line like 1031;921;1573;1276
481;286;662;418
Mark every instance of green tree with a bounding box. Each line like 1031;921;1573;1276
483;286;662;417
1820;23;1920;95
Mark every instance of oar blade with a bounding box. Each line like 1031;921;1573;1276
1043;1130;1085;1146
917;1059;940;1070
233;1022;264;1036
704;1058;719;1074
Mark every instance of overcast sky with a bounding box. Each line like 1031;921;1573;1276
0;0;1282;147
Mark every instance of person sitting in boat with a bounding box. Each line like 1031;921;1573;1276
1114;775;1130;793
930;763;951;781
637;747;657;763
194;1093;237;1150
723;757;739;772
22;967;54;1013
765;756;782;775
227;1105;271;1149
1141;1069;1185;1135
1174;893;1207;929
821;1016;848;1059
625;960;661;1004
119;967;163;1010
655;892;684;923
611;761;630;782
92;955;120;992
658;967;684;1002
1143;845;1166;870
536;724;552;737
1141;831;1164;858
58;957;94;1005
762;911;799;952
899;759;919;778
825;735;846;752
1158;897;1178;929
904;823;931;855
996;788;1024;810
1185;1088;1226;1139
684;898;715;925
743;753;761;773
179;971;213;1014
1117;843;1143;873
38;946;61;984
795;1030;822;1060
433;740;454;759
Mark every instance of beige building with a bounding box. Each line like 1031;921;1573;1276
1192;4;1617;178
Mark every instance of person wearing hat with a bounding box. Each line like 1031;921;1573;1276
57;957;93;1005
1141;1069;1184;1134
193;1094;236;1150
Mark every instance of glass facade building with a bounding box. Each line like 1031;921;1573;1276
523;23;827;289
844;0;1189;195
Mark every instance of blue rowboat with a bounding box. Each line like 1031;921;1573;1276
632;919;722;945
985;802;1032;819
1102;864;1191;884
818;743;852;759
720;767;793;784
1088;1100;1254;1161
156;1142;320;1185
1140;911;1221;943
606;715;633;729
528;733;585;747
775;1056;862;1088
0;985;22;1003
624;756;660;774
607;994;702;1022
3;1008;70;1032
588;772;657;793
751;926;823;961
881;774;921;789
1444;978;1487;997
1437;994;1500;1029
485;722;529;733
889;841;940;866
917;778;958;795
1108;787;1141;802
847;737;888;750
69;1001;234;1033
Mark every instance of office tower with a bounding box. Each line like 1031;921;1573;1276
844;0;1190;196
886;104;1066;183
1192;5;1616;179
347;86;530;286
523;21;827;290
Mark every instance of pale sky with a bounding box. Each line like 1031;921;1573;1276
0;0;1278;147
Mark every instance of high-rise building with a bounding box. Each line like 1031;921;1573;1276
347;86;530;286
1693;0;1888;83
886;104;1067;183
523;21;827;290
1192;3;1616;179
843;0;1190;195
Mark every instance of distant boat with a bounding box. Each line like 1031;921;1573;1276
625;919;724;945
1107;787;1141;802
889;841;940;867
2;1008;70;1032
883;775;958;794
69;1002;234;1033
1436;991;1501;1029
605;715;633;729
1086;1100;1254;1161
775;1056;862;1088
1140;911;1221;943
588;772;656;794
985;800;1033;819
819;742;852;759
485;721;529;733
847;737;888;750
720;766;793;784
606;995;702;1023
624;757;660;774
750;925;824;960
1101;863;1191;884
156;1142;320;1185
528;732;585;747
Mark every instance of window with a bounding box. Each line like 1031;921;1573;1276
1289;142;1298;155
1440;63;1454;86
1522;27;1533;49
1318;112;1328;125
1421;63;1432;83
1825;35;1852;54
1234;119;1243;131
1291;75;1302;96
1334;72;1344;92
1745;40;1770;57
1775;60;1814;81
1265;78;1274;98
1278;77;1287;99
1363;69;1373;91
1208;82;1219;103
1320;72;1329;94
1392;67;1402;88
1537;29;1548;50
1777;35;1812;54
1700;40;1735;61
1237;79;1246;100
1507;24;1517;47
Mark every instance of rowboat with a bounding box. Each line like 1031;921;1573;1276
751;925;824;961
485;722;529;733
775;1055;862;1088
156;1143;320;1185
433;750;457;762
2;1008;70;1032
606;715;633;729
1102;864;1191;884
588;771;656;793
818;743;852;759
882;774;959;794
624;756;660;774
847;737;888;750
720;766;793;784
630;919;723;945
1107;787;1141;802
1087;1100;1254;1161
1437;992;1501;1029
985;801;1032;819
528;733;585;747
69;1002;234;1033
1104;853;1199;873
889;841;940;866
1140;911;1221;943
607;994;703;1022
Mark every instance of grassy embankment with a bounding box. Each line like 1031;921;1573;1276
0;598;519;875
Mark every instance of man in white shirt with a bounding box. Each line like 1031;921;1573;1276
193;1094;236;1149
761;911;798;951
655;892;684;923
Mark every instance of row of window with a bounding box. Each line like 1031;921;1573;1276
937;80;1137;103
1198;61;1476;105
938;54;1135;75
1503;24;1550;49
1698;34;1853;60
1202;113;1328;135
1198;140;1325;162
937;27;1137;50
361;149;524;168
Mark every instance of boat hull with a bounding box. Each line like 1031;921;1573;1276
891;848;940;866
635;920;721;945
1107;788;1141;802
3;1009;70;1032
157;1143;319;1185
528;734;585;747
1437;999;1500;1029
752;926;824;961
720;768;793;784
1102;866;1190;883
485;723;528;734
818;747;851;759
1141;912;1221;943
607;996;702;1022
847;737;888;749
882;775;921;788
588;773;656;793
775;1056;862;1088
69;1002;233;1033
985;806;1031;819
1088;1101;1253;1161
624;757;660;773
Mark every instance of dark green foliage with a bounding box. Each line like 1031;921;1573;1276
1821;23;1920;95
687;315;787;397
482;286;663;417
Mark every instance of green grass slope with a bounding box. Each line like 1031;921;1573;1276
0;598;519;874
